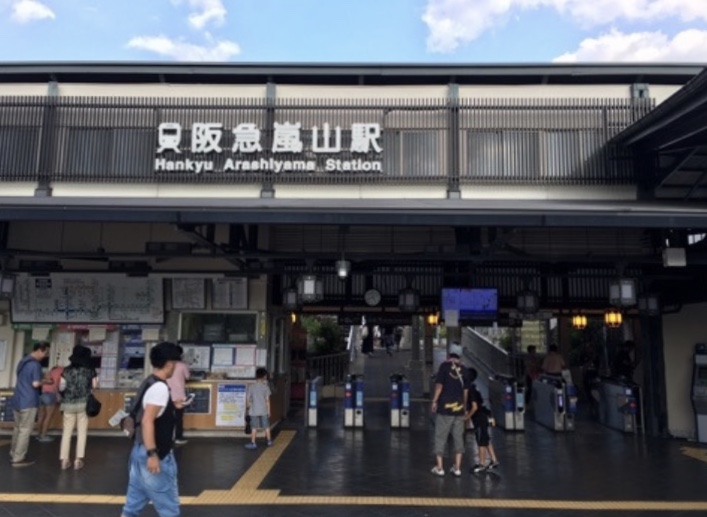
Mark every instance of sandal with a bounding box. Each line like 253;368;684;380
61;459;71;470
74;459;84;470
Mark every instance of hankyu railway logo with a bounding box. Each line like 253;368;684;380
154;121;383;174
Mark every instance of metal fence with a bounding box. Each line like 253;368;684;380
306;352;350;386
0;96;653;185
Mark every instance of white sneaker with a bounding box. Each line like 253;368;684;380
449;467;462;477
430;466;445;477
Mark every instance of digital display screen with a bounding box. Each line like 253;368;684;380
441;288;498;320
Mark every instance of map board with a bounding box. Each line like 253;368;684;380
11;274;164;324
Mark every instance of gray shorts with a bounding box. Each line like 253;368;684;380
433;414;465;456
251;415;270;430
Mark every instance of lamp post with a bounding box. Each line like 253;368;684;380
604;310;623;328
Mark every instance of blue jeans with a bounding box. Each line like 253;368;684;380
122;444;180;517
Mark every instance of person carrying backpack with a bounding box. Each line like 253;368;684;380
121;341;182;517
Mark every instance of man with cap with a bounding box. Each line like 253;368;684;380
430;342;471;477
121;341;182;517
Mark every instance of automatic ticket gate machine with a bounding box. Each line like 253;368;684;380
389;374;411;428
596;377;639;433
692;343;707;443
344;374;365;428
532;374;578;431
305;376;322;427
488;374;525;431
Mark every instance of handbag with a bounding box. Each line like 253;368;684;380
244;413;252;435
85;393;102;418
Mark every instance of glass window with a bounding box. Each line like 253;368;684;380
180;313;258;343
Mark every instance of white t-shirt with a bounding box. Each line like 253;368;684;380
142;382;170;418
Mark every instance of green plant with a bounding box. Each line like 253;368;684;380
302;315;342;356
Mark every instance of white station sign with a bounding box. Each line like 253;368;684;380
154;121;383;174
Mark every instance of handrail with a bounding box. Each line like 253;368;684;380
461;327;513;378
306;352;350;387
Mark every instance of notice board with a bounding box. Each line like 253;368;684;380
0;391;15;423
11;273;165;324
184;385;212;415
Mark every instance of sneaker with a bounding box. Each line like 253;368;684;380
244;443;258;450
267;440;273;447
174;439;188;445
449;467;462;477
36;436;54;443
487;461;500;470
11;460;35;468
471;463;487;473
430;466;445;477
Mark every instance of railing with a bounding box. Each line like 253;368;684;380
461;327;513;378
0;96;653;186
306;352;350;386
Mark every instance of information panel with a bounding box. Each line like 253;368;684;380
11;274;165;323
184;385;212;415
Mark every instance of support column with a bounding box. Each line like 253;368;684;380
408;316;425;397
640;315;668;437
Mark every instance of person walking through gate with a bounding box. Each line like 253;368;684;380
430;343;471;477
10;342;51;467
121;341;182;517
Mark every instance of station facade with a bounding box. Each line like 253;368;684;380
0;63;706;440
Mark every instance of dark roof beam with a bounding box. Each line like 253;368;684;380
657;147;700;189
684;171;707;201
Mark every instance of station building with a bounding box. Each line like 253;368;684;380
0;62;706;441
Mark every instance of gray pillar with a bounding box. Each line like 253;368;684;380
640;315;668;437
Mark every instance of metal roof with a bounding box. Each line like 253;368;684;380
0;62;702;86
1;196;707;228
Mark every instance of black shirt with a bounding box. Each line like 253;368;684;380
434;360;470;416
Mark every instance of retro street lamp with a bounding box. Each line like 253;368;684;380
637;294;661;316
516;289;539;315
335;258;351;280
609;278;636;307
297;274;323;303
282;287;300;311
571;314;588;330
604;310;623;328
398;287;420;312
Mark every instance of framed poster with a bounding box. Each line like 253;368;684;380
171;279;206;310
211;279;248;309
216;383;246;427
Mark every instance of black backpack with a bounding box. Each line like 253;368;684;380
120;375;162;439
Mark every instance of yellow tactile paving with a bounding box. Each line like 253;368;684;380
1;430;706;511
681;446;707;464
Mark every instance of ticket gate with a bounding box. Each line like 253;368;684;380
344;374;365;428
532;375;577;431
389;374;411;428
488;374;525;431
692;344;707;443
305;376;322;427
596;377;639;433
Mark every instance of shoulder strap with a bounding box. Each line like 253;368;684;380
129;374;159;418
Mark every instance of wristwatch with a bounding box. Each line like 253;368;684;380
146;448;159;458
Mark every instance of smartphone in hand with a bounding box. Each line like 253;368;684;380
183;393;196;406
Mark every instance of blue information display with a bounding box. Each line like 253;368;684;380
441;288;498;319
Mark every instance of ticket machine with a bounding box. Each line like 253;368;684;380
692;344;707;443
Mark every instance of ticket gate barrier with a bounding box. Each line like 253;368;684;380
305;376;322;428
488;374;525;431
596;377;639;433
344;374;365;428
532;375;577;432
390;374;411;428
692;343;707;443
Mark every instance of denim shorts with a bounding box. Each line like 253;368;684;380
122;444;180;517
251;415;270;430
39;393;58;406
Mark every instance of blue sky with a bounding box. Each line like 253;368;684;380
1;0;707;62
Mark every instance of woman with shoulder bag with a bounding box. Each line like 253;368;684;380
59;345;98;471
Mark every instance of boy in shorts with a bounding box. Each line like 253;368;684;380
468;382;499;473
244;367;272;449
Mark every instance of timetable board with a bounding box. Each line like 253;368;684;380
11;274;164;324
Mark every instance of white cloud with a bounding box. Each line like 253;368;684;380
553;28;707;62
127;35;240;62
171;0;227;29
422;0;707;53
10;0;55;23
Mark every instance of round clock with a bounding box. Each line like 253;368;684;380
364;288;382;307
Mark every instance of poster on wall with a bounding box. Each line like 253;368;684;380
180;343;211;371
171;279;206;310
211;279;248;309
216;383;246;427
11;274;164;323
